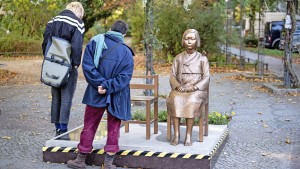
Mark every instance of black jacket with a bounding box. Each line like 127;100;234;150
42;10;85;67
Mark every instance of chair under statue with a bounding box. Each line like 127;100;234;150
166;87;209;142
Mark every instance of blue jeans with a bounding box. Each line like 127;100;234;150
51;68;78;124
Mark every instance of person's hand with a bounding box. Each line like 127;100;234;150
98;86;106;94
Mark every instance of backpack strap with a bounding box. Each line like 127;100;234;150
99;42;122;64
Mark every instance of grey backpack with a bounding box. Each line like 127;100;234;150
41;21;71;88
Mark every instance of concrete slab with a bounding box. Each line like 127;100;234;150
43;122;228;169
263;83;300;94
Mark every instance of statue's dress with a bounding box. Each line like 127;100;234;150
167;51;210;118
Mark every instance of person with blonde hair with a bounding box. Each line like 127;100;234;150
66;1;84;19
42;1;85;138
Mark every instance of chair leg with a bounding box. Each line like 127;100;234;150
199;112;204;142
204;103;209;136
125;122;129;133
146;101;151;140
154;101;158;134
167;114;171;141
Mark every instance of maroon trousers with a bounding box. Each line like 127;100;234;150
77;105;121;153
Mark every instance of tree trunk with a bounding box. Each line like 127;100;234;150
144;0;155;95
284;0;299;88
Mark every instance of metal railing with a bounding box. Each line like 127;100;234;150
220;49;268;70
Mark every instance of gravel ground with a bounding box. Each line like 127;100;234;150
0;50;300;169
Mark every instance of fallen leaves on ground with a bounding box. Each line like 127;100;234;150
0;69;39;86
225;74;282;83
288;92;300;97
0;69;17;85
253;86;271;93
1;136;12;140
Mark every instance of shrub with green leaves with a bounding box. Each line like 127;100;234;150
0;35;42;54
132;109;168;122
158;110;168;122
132;110;147;121
208;111;235;125
154;1;229;60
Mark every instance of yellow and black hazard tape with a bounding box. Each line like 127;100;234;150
43;147;210;160
209;129;229;157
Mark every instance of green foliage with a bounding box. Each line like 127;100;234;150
132;109;236;125
84;21;106;43
244;46;296;59
155;3;188;57
244;34;258;47
0;35;42;53
132;109;154;121
158;110;167;122
208;111;235;125
132;109;168;122
209;53;226;63
188;2;227;56
126;1;145;51
132;110;146;121
79;0;104;32
152;2;226;59
0;0;63;38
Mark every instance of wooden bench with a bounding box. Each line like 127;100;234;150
124;75;159;140
167;87;209;142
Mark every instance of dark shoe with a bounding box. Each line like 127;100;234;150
103;153;117;169
67;153;87;169
56;130;70;140
55;129;60;137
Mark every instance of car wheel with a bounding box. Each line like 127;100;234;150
273;42;280;50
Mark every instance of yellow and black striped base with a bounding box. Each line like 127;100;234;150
43;147;211;169
43;129;229;169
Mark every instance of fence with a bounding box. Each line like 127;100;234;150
220;49;269;71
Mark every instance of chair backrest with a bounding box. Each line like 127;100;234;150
130;75;159;97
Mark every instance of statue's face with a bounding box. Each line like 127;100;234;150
183;32;197;50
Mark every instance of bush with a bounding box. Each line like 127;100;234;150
244;35;258;47
126;2;227;61
131;109;236;125
0;35;42;53
154;2;227;60
132;109;168;122
132;110;147;121
158;110;168;122
208;111;235;125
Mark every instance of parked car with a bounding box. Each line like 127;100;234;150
279;30;300;53
263;21;284;49
264;20;300;50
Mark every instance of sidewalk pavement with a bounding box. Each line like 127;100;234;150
0;49;300;168
230;47;300;77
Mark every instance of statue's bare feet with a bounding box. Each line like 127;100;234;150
184;136;192;146
170;136;179;146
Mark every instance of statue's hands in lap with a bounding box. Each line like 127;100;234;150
176;86;198;92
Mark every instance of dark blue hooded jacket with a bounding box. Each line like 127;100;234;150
82;34;134;120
